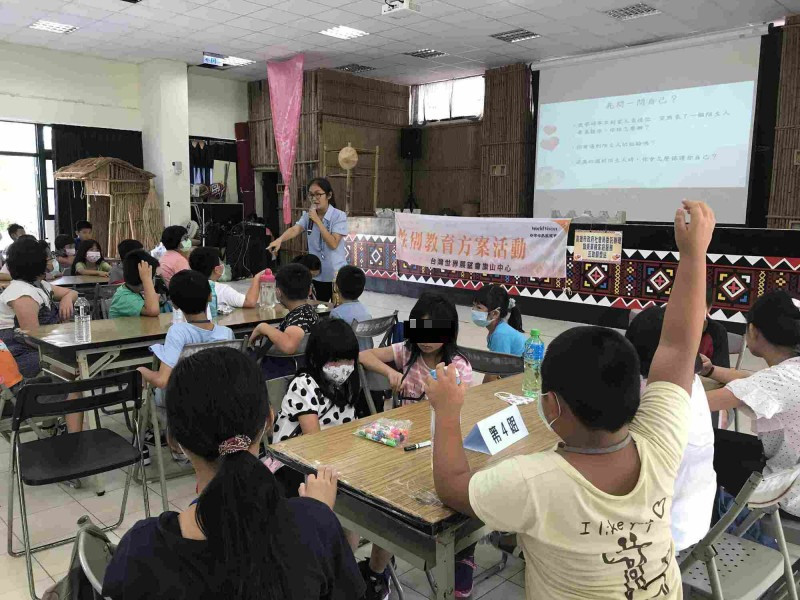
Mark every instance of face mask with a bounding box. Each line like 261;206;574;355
181;239;192;250
471;309;497;328
65;248;75;256
323;363;354;386
86;251;101;263
537;393;561;432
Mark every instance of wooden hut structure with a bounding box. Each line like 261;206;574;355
54;158;160;255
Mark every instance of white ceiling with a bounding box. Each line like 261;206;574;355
0;0;795;84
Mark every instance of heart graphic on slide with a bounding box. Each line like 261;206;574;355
540;137;559;151
543;125;557;135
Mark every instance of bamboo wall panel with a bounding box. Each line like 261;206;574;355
768;15;800;229
411;122;481;214
481;64;534;217
322;117;405;215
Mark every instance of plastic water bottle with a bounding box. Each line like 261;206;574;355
259;269;276;309
73;296;91;343
522;329;545;398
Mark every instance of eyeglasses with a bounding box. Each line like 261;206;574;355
307;192;327;200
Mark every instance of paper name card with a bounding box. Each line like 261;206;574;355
464;405;529;455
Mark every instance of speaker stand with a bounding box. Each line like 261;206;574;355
405;157;418;211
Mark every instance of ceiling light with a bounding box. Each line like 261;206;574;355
202;52;256;68
336;64;375;73
603;3;661;21
29;20;78;34
405;49;447;59
319;25;368;40
490;28;539;43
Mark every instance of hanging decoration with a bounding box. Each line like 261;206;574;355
266;54;305;225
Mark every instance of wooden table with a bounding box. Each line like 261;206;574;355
271;375;558;600
49;275;110;289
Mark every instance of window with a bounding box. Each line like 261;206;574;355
0;121;53;252
410;75;485;124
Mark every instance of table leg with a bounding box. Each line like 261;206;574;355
148;388;170;512
432;528;456;600
77;352;105;496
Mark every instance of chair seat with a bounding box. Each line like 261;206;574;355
679;534;785;600
18;429;140;486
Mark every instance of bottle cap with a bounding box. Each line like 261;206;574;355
531;329;540;337
260;269;275;282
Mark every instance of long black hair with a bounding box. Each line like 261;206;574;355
307;177;336;208
73;239;105;267
166;347;297;599
402;292;466;379
474;284;523;332
299;319;361;411
747;291;800;352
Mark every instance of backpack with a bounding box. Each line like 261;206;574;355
43;516;116;600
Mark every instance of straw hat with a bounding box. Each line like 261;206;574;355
338;146;359;170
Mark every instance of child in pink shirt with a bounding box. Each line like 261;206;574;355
157;225;191;284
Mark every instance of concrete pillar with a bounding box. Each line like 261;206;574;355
139;59;190;226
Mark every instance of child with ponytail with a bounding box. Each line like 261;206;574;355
104;347;364;600
472;284;527;357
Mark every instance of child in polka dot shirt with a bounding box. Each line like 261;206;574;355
269;319;363;497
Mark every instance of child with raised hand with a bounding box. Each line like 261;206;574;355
73;239;112;277
270;319;362;496
189;246;263;310
109;250;161;318
105;347;365;600
427;201;715;600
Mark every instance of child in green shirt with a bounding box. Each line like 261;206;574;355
109;250;161;318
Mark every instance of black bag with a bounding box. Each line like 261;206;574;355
43;516;115;600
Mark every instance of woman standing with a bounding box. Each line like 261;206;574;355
267;178;348;302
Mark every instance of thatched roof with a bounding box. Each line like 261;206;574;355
54;157;155;181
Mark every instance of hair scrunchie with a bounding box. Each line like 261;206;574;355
218;435;252;457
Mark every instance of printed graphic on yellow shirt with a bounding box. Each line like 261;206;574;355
595;496;673;599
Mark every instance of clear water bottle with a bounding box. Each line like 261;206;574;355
259;269;276;309
73;296;91;343
522;329;545;398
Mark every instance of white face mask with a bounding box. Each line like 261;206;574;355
86;251;101;263
323;363;354;386
65;248;75;256
537;393;561;432
181;239;192;250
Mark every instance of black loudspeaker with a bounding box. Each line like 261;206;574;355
226;233;270;280
400;127;422;159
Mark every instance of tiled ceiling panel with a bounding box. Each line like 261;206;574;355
0;0;790;83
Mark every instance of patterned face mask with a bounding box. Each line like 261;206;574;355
323;363;354;386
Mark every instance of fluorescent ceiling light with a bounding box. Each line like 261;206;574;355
203;52;256;67
336;64;375;73
29;20;78;34
603;3;661;21
490;29;539;43
319;26;368;40
405;49;447;59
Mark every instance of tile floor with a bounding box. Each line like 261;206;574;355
0;289;769;599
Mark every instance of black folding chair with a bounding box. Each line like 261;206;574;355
8;371;149;600
91;283;121;320
456;346;524;378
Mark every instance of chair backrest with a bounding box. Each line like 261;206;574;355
178;338;247;361
727;332;745;355
13;370;142;429
748;464;800;509
356;363;385;415
456;346;524;376
351;311;399;348
92;283;121;319
263;334;310;358
266;375;294;414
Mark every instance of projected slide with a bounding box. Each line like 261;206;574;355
535;81;755;190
